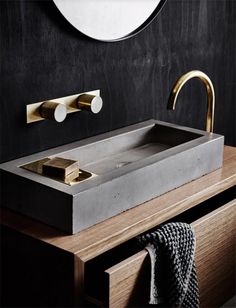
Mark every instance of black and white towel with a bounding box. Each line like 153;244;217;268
137;222;199;308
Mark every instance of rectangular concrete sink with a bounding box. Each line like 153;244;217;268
0;120;224;234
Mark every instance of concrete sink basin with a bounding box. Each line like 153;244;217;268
0;120;224;234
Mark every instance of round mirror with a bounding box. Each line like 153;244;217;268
53;0;166;42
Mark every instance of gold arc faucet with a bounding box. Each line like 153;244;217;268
167;70;215;133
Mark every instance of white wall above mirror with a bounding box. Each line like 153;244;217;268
53;0;166;42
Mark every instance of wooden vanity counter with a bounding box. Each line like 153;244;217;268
1;146;235;307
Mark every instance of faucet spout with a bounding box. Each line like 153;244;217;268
167;70;215;133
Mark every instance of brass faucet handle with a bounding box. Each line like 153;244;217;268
40;101;67;123
77;94;103;114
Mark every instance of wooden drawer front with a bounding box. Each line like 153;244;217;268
193;199;236;307
104;250;149;307
103;200;236;308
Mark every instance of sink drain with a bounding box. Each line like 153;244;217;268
116;162;130;168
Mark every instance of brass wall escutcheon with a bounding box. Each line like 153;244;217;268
26;90;101;124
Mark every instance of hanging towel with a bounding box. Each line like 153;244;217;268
137;222;199;308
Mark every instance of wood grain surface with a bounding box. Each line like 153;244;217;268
0;0;235;163
1;146;235;262
104;250;149;307
194;200;236;307
93;200;236;307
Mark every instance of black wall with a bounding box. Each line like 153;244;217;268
0;0;235;163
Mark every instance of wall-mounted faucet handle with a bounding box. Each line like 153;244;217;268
77;94;103;114
26;90;101;124
40;101;67;123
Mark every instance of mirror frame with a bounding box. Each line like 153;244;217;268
53;0;167;42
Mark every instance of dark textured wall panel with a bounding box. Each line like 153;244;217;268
0;0;235;163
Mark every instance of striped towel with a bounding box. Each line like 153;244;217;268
137;222;199;307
